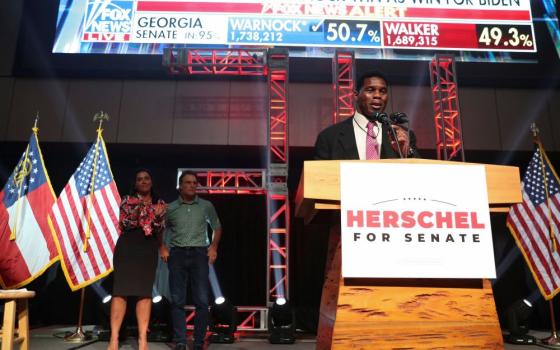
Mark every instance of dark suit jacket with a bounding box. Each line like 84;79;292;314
314;117;419;160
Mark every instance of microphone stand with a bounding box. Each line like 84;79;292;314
388;123;404;159
393;113;412;158
404;121;411;158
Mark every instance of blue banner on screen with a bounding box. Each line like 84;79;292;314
53;0;541;58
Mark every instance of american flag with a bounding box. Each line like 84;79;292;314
507;145;560;300
0;131;59;288
49;134;120;290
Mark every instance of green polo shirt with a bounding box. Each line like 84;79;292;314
165;195;221;247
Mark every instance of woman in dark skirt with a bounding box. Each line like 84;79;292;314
108;169;166;350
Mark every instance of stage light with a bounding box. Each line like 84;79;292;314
209;264;225;303
91;280;112;304
209;299;237;344
268;298;295;344
152;286;162;304
504;299;536;345
148;289;172;343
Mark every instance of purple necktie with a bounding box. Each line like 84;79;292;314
366;121;380;160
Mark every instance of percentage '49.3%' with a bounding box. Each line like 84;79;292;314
478;26;533;48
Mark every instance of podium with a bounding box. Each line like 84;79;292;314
295;159;522;350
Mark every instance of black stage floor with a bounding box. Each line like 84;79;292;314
30;326;315;349
27;326;557;349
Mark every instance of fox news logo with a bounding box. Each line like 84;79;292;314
83;0;133;42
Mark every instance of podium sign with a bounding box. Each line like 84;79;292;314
340;162;497;279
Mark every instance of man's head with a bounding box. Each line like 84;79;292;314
179;170;198;199
355;71;389;118
132;168;153;196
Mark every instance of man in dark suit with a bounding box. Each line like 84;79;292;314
314;71;419;160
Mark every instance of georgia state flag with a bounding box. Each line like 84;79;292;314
0;131;59;289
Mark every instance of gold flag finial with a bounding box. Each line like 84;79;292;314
32;112;40;134
93;111;109;136
530;123;540;141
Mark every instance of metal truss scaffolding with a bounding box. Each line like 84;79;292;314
333;51;355;124
163;48;268;76
177;169;266;195
175;169;268;331
166;48;290;329
266;49;290;303
429;55;465;161
184;306;268;331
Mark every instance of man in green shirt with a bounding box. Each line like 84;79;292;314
161;170;222;350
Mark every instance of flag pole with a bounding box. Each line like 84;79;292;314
64;288;90;342
83;111;109;252
32;111;39;133
531;123;560;347
65;111;109;343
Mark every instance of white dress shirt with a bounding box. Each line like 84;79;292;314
353;111;382;160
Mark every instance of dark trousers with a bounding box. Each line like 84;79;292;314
168;247;210;345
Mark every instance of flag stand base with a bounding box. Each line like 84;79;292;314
541;333;560;348
64;327;91;343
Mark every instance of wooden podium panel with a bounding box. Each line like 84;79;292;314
296;160;521;350
317;229;502;350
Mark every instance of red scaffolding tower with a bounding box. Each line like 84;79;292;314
332;51;355;124
430;55;465;161
164;48;291;329
266;49;290;303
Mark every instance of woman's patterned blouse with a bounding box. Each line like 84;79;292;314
119;194;166;236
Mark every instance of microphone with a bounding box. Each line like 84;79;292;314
372;112;391;124
390;112;408;124
369;112;408;125
371;112;409;158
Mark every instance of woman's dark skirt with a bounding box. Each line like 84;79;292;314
112;227;158;297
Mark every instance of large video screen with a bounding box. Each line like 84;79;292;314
53;0;559;62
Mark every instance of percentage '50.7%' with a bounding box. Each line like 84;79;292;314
322;22;381;43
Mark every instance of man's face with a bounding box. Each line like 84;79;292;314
179;174;198;198
356;76;389;117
